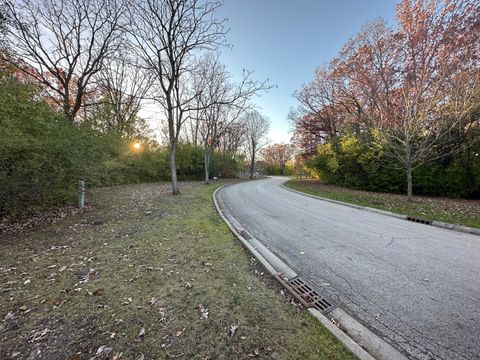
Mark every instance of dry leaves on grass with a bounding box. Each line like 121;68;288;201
90;345;112;359
228;325;238;337
139;327;146;340
0;205;93;237
198;304;209;319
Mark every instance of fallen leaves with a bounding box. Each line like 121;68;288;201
90;345;112;359
291;180;480;228
0;205;90;236
248;348;260;357
148;297;158;306
4;311;14;321
228;325;238;337
26;328;50;343
175;327;187;337
78;268;98;284
198;304;209;319
1;181;341;359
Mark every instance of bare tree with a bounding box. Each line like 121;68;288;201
243;110;270;179
5;0;127;121
219;122;246;158
191;54;270;184
0;3;8;51
128;0;227;195
92;52;154;139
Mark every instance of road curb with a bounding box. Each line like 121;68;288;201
281;183;480;236
213;183;294;279
213;183;407;360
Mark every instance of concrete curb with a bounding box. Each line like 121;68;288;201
281;182;480;236
213;183;407;360
213;184;295;279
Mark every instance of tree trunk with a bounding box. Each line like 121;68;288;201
249;150;255;179
204;150;210;185
405;139;412;201
170;140;180;195
406;165;413;201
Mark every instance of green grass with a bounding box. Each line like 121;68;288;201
0;180;355;359
285;179;480;229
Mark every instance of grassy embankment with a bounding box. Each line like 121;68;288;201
0;180;355;359
285;179;480;229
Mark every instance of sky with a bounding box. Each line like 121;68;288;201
217;0;398;143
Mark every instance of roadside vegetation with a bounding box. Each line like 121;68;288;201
0;181;355;359
0;67;244;219
285;179;480;229
290;0;479;200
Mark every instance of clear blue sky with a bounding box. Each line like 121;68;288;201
218;0;398;143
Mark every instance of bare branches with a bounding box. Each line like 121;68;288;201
91;51;154;138
243;110;270;179
128;0;228;194
188;54;270;183
5;0;128;121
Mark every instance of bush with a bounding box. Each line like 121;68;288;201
305;132;479;198
0;71;243;217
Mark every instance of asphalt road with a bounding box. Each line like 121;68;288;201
217;177;480;360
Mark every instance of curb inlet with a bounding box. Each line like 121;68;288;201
406;216;432;225
275;274;336;314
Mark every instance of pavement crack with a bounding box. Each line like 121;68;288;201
384;237;395;248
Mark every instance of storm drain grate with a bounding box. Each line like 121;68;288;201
238;229;252;240
406;216;432;225
275;275;336;314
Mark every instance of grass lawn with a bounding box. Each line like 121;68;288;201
0;180;355;360
285;179;480;229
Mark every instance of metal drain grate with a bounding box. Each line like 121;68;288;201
275;275;336;314
238;229;252;240
406;216;432;225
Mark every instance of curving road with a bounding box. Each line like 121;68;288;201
217;177;480;360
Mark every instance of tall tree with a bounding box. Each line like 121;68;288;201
244;110;270;179
128;0;227;195
352;1;480;198
191;54;270;184
5;0;127;122
292;0;480;199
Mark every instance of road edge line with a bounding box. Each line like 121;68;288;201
213;183;402;360
281;182;480;236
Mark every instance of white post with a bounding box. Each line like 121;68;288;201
78;180;85;208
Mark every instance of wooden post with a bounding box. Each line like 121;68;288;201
78;180;85;208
